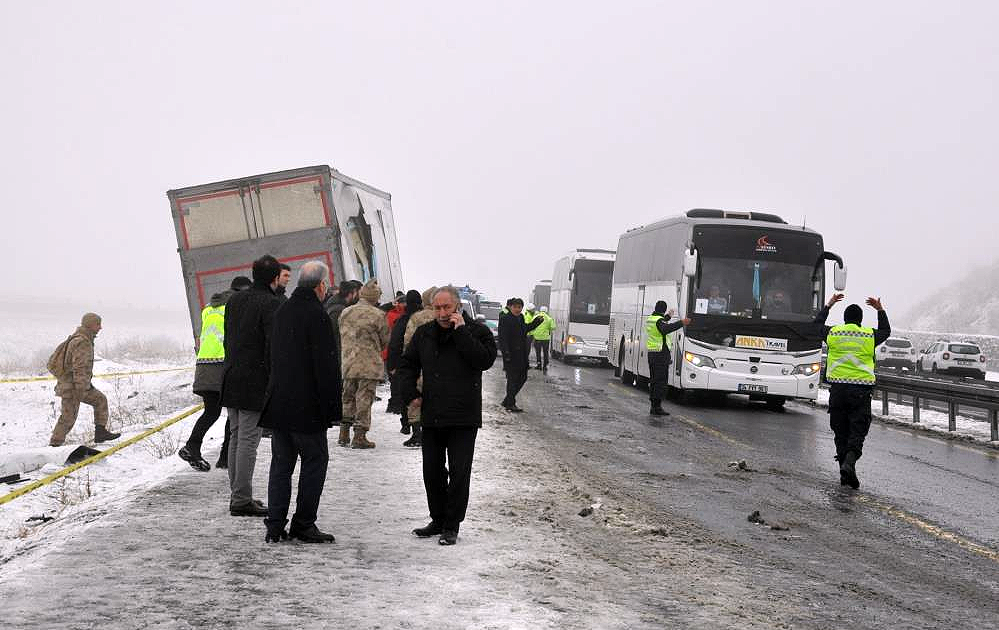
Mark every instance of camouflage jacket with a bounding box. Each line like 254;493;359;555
404;308;436;350
55;327;96;396
339;301;390;380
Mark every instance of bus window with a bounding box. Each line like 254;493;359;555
571;259;613;324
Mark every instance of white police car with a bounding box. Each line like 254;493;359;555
878;337;916;370
917;340;987;379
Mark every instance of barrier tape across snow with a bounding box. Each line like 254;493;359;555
0;403;204;506
0;366;193;384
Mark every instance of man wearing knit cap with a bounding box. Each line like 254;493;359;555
338;279;390;448
49;313;120;446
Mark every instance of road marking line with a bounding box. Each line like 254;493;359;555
0;404;204;506
673;414;752;448
0;366;192;384
855;494;999;563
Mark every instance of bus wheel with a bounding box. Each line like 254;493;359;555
620;361;635;387
614;345;624;378
765;396;786;411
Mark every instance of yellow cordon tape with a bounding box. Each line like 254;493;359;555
0;403;204;506
0;366;192;384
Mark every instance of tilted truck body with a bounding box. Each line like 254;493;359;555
168;165;404;342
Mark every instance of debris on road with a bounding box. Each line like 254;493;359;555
727;460;756;472
747;510;790;531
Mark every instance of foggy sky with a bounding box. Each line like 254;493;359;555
2;1;997;328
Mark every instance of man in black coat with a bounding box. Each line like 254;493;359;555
220;254;282;517
396;286;497;545
259;261;340;543
497;298;544;412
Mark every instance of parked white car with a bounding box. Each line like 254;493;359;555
877;337;916;370
917;340;987;379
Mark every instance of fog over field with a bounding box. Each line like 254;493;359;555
2;1;998;328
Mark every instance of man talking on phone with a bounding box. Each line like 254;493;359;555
395;286;497;545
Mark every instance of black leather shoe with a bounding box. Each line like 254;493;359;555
650;406;669;416
290;525;335;543
413;521;443;538
507;406;524;413
265;528;289;543
230;502;268;517
178;445;211;471
438;529;458;545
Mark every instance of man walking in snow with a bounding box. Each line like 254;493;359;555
48;312;120;447
497;298;544;412
338;279;390;448
396;286;497;545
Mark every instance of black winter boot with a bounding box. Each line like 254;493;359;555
94;425;121;443
178;444;211;472
840;452;860;489
650;400;669;416
400;416;411;435
403;424;422;448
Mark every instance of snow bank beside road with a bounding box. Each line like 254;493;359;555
0;365;202;569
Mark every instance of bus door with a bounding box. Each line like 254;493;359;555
635;285;647;377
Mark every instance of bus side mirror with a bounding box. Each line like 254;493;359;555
683;249;698;278
833;263;847;291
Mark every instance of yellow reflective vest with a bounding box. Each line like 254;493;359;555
825;323;876;385
530;313;555;341
646;315;674;352
196;305;226;363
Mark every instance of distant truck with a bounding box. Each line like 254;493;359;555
168;165;404;342
530;280;552;309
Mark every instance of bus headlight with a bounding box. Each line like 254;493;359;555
683;352;715;368
567;335;582;345
792;363;822;376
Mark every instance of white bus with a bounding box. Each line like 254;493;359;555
609;209;846;409
550;249;616;364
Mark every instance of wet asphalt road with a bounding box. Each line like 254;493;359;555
508;358;999;628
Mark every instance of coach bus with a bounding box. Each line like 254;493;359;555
608;209;846;409
550;249;616;364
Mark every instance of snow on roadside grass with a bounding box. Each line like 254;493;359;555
0;364;205;569
812;387;997;444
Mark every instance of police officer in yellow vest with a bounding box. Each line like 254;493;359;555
814;293;890;489
647;301;691;416
530;306;555;371
179;276;252;472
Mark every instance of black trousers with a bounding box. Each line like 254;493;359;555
503;365;528;406
266;429;329;531
421;426;478;531
533;340;550;366
187;391;230;455
647;349;672;403
828;384;873;460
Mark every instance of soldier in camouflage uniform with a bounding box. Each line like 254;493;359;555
398;286;438;447
49;313;121;446
338;279;390;448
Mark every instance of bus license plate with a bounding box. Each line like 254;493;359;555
598;350;608;356
738;384;768;394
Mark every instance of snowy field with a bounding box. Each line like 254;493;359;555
0;365;201;568
0;299;192;378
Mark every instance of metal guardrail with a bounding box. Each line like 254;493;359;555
872;369;999;441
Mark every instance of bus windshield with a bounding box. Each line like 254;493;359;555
691;226;824;323
571;259;613;324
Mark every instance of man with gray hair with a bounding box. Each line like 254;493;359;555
259;261;341;543
396;286;497;545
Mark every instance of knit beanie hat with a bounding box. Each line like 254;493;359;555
81;312;102;329
359;279;382;304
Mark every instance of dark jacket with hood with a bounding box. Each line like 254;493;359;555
498;311;544;369
259;287;341;433
193;290;233;394
220;280;281;411
322;293;351;355
396;312;497;428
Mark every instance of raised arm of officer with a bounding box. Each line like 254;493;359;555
866;297;891;346
813;293;844;336
656;315;691;336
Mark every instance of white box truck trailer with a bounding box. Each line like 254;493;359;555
168;165;404;342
